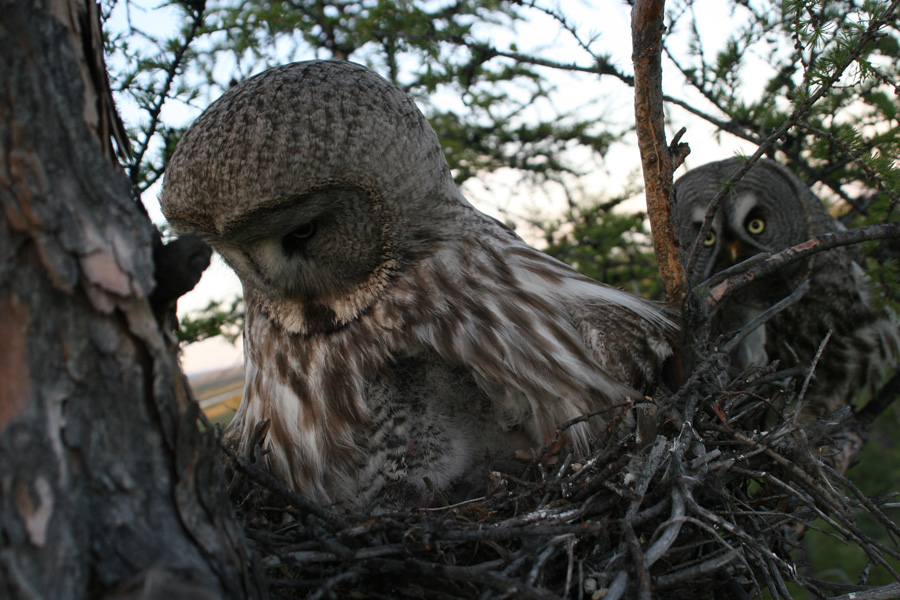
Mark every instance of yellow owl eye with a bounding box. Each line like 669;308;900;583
291;222;316;239
747;218;765;235
702;231;716;247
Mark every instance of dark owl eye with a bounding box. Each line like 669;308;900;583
702;230;716;247
746;218;765;235
282;222;316;255
291;222;316;240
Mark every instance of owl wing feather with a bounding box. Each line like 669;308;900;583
398;216;675;453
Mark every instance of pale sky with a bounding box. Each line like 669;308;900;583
109;0;764;374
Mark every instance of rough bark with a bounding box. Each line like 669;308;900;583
0;2;262;598
631;0;689;307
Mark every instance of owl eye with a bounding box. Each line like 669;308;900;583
746;218;765;235
291;222;316;239
282;222;317;255
702;230;716;247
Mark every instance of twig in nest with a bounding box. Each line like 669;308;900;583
699;250;773;290
654;548;741;589
220;439;348;529
831;582;900;600
795;329;832;410
707;223;900;309
643;487;686;566
720;280;811;356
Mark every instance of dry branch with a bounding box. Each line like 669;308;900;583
632;0;690;307
705;223;900;309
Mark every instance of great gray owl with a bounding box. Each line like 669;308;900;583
161;60;675;510
674;157;898;417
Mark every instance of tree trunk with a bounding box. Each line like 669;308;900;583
0;2;263;598
632;0;688;308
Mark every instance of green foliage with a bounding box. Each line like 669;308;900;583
177;296;245;344
104;0;618;194
669;0;900;207
102;0;207;197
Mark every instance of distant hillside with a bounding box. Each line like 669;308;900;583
189;364;244;401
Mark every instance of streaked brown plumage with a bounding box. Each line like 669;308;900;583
161;60;675;509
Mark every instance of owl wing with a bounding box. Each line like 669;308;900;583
566;297;676;397
494;238;676;447
761;160;900;406
404;218;676;453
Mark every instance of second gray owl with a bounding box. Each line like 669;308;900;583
161;60;676;510
674;158;898;417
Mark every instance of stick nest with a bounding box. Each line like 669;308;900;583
221;352;900;600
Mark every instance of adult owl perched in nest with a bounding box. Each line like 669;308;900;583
674;158;898;417
161;60;675;509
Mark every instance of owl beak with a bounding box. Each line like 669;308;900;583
728;241;740;263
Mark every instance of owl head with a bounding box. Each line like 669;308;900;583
673;158;834;288
161;60;466;335
671;158;894;403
